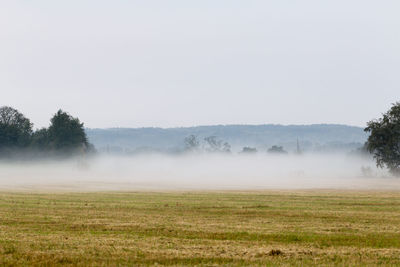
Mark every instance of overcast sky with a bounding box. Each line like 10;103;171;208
1;1;399;129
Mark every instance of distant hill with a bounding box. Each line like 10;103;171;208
86;124;367;153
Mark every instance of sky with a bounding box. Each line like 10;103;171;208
1;0;399;129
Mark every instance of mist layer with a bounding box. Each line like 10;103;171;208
0;154;397;191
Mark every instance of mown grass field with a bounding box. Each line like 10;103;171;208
1;190;400;266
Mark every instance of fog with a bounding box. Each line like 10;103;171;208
0;153;398;192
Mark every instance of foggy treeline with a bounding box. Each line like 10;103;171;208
0;106;397;192
0;106;94;159
1;106;370;159
88;125;367;155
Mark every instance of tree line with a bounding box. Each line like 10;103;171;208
182;102;400;177
184;134;289;155
1;102;400;176
0;106;94;158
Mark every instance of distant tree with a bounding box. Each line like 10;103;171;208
241;147;257;154
184;135;200;152
47;110;89;154
222;142;231;153
204;136;219;152
365;102;400;176
204;136;231;153
267;145;287;154
0;106;33;151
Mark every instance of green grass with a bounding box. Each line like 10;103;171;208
1;190;400;265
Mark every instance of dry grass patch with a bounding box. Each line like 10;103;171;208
1;190;400;265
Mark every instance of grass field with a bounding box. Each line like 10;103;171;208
1;190;400;266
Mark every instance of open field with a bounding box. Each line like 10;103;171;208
1;190;400;266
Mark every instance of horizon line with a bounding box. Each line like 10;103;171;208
86;123;366;130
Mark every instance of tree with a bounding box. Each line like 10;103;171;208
31;128;50;150
0;106;33;151
184;135;200;152
365;102;400;176
222;142;231;153
47;110;89;154
241;147;257;154
204;136;231;153
267;145;287;154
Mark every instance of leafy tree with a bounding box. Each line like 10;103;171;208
241;147;257;154
222;142;231;153
365;102;400;176
184;135;200;152
267;145;287;154
47;110;89;154
204;136;231;153
31;128;50;150
0;106;33;150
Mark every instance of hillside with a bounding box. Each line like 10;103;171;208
86;124;367;153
